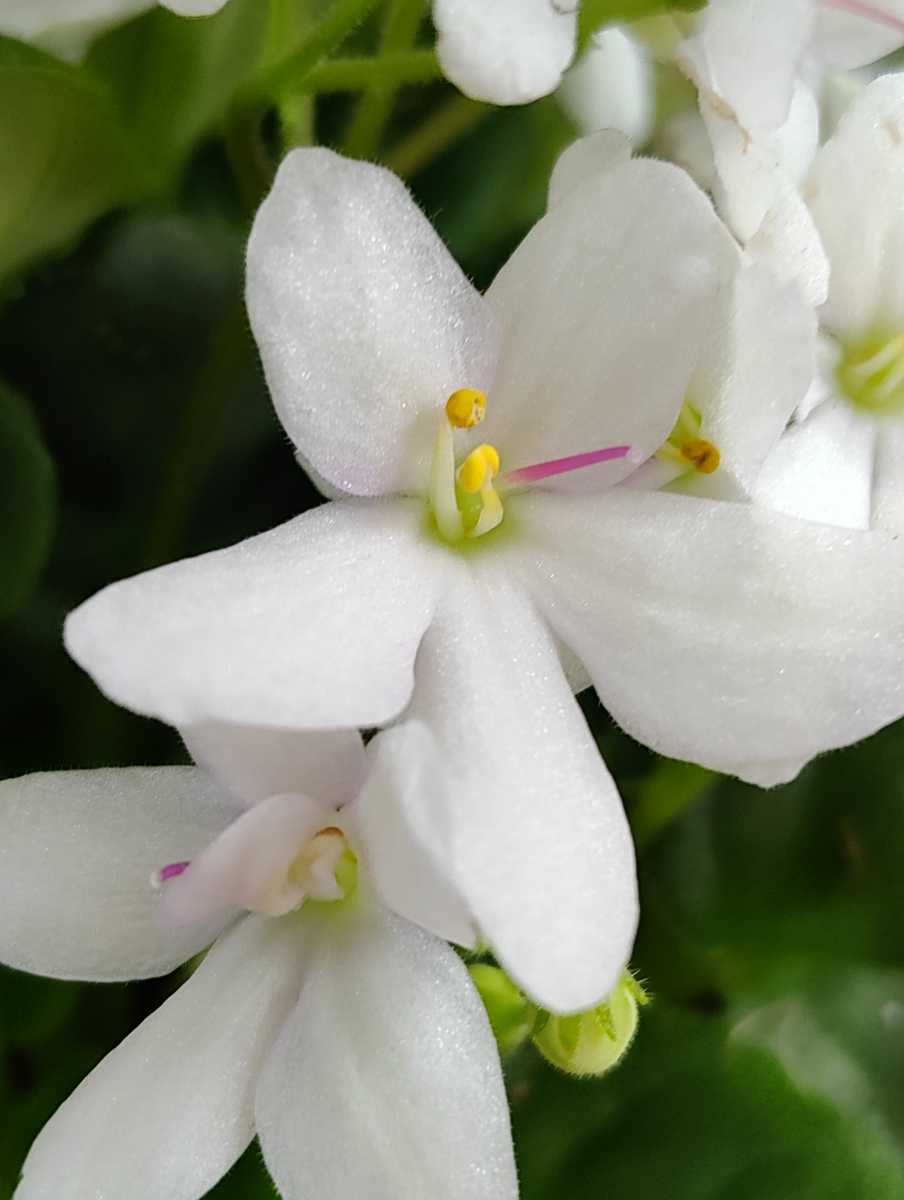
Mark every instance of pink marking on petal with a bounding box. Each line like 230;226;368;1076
503;445;632;486
156;860;190;883
823;0;904;36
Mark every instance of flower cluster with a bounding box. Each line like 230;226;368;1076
4;1;904;1198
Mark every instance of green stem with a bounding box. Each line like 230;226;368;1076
140;303;251;572
343;0;426;159
300;50;440;92
386;94;489;178
254;0;383;101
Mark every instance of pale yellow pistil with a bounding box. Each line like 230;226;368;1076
430;389;504;542
655;400;721;476
838;331;904;414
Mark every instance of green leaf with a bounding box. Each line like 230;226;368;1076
514;1000;904;1199
0;44;143;281
0;383;55;619
86;0;272;188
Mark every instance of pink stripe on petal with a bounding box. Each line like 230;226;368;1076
503;445;632;486
823;0;904;35
156;860;190;883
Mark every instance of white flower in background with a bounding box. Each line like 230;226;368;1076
676;0;904;302
558;27;655;146
433;0;580;104
754;75;904;541
0;0;226;59
63;145;904;928
0;723;517;1200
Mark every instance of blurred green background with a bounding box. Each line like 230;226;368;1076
1;2;904;1196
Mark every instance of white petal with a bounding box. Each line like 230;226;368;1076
558;29;655;145
0;0;150;41
161;792;333;925
745;172;830;308
65;499;454;730
0;767;237;983
162;0;228;12
256;904;517;1200
812;3;904;70
686;262;816;500
753;397;875;530
514;487;904;777
700;81;820;243
434;0;576;105
352;725;478;948
678;0;816;137
246;149;497;498
183;723;368;809
872;420;904;535
482;157;739;490
16;916;304;1200
385;570;638;1014
655;108;717;194
547;130;632;209
730;757;811;787
807;73;904;338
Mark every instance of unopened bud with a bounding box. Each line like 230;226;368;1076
469;964;532;1056
532;971;649;1077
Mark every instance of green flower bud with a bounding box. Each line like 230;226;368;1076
468;964;532;1056
532;971;649;1077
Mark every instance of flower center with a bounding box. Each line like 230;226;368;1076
428;388;633;543
837;331;904;414
653;400;721;477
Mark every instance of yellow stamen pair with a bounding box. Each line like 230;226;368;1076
430;389;503;542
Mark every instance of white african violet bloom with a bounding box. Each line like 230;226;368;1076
433;0;580;104
0;723;517;1200
0;0;226;59
558;27;655;146
754;75;904;543
64;141;904;815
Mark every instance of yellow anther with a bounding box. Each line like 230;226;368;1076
680;438;721;475
446;388;487;429
457;444;501;493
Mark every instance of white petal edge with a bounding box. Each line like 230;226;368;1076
256;903;518;1200
246;148;497;498
16;915;306;1200
65;499;456;730
434;0;576;105
0;767;238;982
547;130;633;210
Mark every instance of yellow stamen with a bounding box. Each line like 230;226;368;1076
446;388;487;429
680;438;720;474
457;443;500;493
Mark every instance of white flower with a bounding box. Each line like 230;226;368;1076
677;0;904;304
0;0;226;59
433;0;579;105
0;723;517;1200
754;74;904;544
63;142;904;983
558;27;655;146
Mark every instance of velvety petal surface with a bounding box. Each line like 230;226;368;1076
65;499;454;730
872;420;904;535
547;130;632;209
481;157;739;489
753;397;876;530
246;149;497;498
370;569;638;1014
183;723;368;810
352;725;478;949
0;767;237;982
512;488;904;777
558;29;654;145
678;0;815;136
434;0;576;105
807;74;904;338
812;3;904;70
16;915;305;1200
256;903;518;1200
